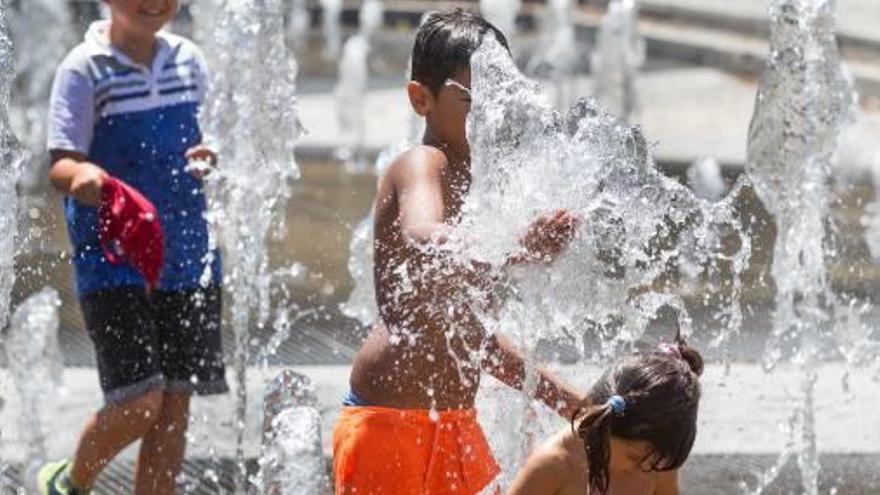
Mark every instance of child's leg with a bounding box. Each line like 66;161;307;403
61;287;165;490
133;283;227;494
134;391;191;495
68;388;164;488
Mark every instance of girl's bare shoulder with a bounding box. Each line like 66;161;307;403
507;430;586;495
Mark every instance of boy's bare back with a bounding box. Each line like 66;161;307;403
344;10;581;420
349;144;486;410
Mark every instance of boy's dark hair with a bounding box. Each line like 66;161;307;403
410;9;510;95
573;332;703;493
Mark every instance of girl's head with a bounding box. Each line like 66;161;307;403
573;334;703;493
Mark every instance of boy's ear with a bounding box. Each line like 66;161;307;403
407;81;433;117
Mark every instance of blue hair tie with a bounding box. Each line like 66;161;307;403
606;395;626;415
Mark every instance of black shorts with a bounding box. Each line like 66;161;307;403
80;284;229;405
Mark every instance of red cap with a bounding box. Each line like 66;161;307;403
98;177;165;290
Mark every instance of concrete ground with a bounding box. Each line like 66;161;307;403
639;0;880;44
2;363;880;492
2;363;879;460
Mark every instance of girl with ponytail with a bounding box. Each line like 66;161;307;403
507;333;703;494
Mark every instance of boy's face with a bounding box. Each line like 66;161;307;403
410;69;473;156
104;0;178;38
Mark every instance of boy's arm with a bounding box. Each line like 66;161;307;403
394;147;450;245
184;144;218;179
47;62;105;206
48;150;108;207
482;332;585;418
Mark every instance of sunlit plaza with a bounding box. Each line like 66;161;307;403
2;0;880;493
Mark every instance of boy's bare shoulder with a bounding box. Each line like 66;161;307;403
384;144;449;183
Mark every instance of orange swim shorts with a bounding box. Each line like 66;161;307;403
333;406;500;495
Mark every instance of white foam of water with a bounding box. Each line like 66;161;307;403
5;287;64;493
335;34;370;170
863;167;880;260
320;0;343;58
679;157;727;290
688;156;727;202
193;0;303;490
284;0;310;50
460;37;745;347
591;0;644;123
527;0;583;110
9;0;75;180
0;0;25;335
480;0;521;40
444;36;748;477
744;0;857;492
334;0;386;172
256;370;326;494
359;0;384;40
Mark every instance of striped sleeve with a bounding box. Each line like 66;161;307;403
190;43;210;104
46;63;95;155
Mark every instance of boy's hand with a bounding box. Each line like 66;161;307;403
69;163;109;207
185;145;218;179
518;209;580;264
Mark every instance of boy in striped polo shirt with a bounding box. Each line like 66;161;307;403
38;1;226;493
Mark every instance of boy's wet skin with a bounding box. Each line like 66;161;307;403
350;67;481;410
349;68;579;411
334;12;583;494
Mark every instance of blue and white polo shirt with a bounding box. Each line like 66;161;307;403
47;21;221;295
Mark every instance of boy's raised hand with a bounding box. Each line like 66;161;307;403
517;209;580;264
185;144;218;179
69;162;109;207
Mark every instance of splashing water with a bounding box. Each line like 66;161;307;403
447;36;748;479
591;0;644;123
8;0;75;158
465;36;745;480
688;157;727;202
0;0;25;334
5;287;64;493
359;0;384;39
193;0;303;491
334;0;385;171
256;370;326;494
335;35;369;170
744;0;855;493
284;0;310;50
1;4;25;485
480;0;520;40
460;36;747;349
679;158;728;289
343;35;751;483
342;40;426;324
527;0;582;110
320;0;343;58
862;165;880;260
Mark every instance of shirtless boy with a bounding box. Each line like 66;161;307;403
333;10;584;495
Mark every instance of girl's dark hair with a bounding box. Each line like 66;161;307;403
410;9;510;95
573;332;703;493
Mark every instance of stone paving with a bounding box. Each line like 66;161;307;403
2;363;879;463
640;0;880;44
